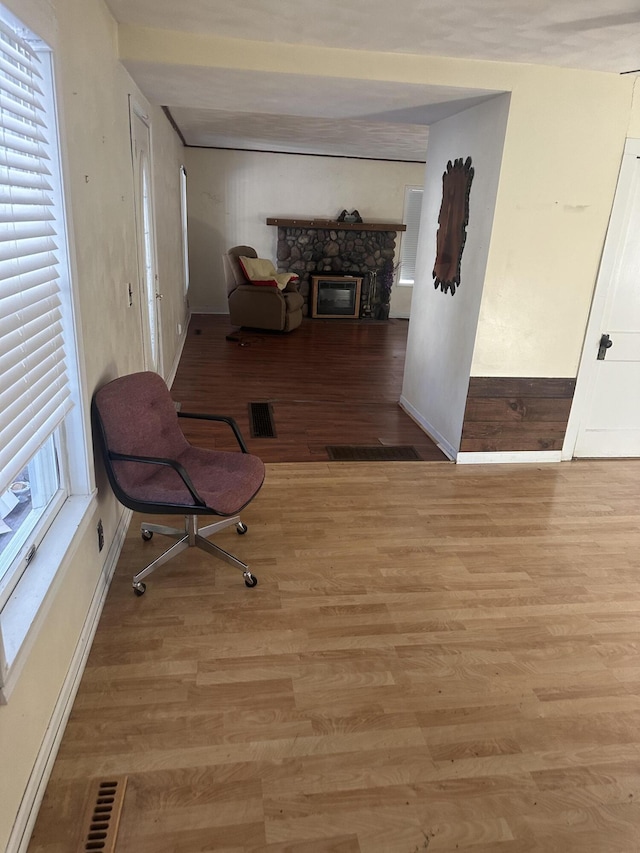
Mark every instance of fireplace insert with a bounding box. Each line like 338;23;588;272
310;275;362;319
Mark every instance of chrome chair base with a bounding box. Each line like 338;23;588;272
132;514;257;595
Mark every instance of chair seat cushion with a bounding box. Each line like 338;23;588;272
116;447;265;516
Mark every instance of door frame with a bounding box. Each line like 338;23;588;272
129;97;163;375
562;137;639;460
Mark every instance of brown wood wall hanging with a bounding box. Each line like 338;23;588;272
433;156;474;295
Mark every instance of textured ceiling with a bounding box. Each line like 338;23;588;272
105;0;640;161
130;64;500;161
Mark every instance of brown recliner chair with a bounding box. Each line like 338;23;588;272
223;245;304;332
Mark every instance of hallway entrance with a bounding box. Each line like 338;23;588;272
171;315;448;463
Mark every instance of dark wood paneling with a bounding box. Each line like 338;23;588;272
463;397;573;424
460;376;576;453
466;377;576;398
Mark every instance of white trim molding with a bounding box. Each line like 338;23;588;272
456;450;563;465
166;313;190;388
6;508;132;853
399;396;456;461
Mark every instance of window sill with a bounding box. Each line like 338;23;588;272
0;492;97;702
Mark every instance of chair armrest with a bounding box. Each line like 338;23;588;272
108;450;207;507
178;412;249;453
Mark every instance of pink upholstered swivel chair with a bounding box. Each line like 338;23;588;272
92;371;265;595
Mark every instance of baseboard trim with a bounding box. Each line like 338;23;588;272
7;508;132;853
456;451;563;464
166;314;190;387
398;396;456;460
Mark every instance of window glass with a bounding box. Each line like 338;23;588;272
0;4;88;691
398;186;423;286
0;435;61;587
180;165;189;295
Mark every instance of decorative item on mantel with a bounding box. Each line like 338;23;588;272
337;209;363;224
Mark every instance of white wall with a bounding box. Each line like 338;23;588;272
0;0;186;849
401;95;511;457
472;69;631;377
627;78;640;137
184;148;426;313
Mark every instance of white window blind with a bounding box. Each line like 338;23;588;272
399;186;423;285
0;19;71;496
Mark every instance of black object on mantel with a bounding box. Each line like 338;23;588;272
337;209;363;223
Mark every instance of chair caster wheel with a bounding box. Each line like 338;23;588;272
133;582;146;596
244;573;258;588
236;522;248;535
141;529;153;541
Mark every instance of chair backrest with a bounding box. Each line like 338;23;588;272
222;245;257;296
92;371;189;499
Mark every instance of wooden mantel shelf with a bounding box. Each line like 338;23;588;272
266;218;406;232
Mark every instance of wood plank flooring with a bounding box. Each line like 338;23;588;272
170;315;449;463
28;459;640;852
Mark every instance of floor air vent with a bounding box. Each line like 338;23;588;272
249;402;276;438
327;445;422;461
78;777;128;852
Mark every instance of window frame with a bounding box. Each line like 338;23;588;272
0;9;94;700
180;164;189;296
0;434;67;607
398;185;424;287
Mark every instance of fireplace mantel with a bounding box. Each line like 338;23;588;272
266;217;406;232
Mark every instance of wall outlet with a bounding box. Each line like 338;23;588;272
177;322;182;336
97;519;104;552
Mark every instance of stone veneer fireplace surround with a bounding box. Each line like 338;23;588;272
267;218;406;317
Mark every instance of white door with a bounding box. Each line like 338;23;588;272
571;139;640;457
130;101;162;374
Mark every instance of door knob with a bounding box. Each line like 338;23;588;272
597;333;613;360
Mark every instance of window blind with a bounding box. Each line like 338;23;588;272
0;20;71;496
399;187;423;285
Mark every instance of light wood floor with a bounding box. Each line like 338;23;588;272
28;459;640;852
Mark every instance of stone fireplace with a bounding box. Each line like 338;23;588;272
267;218;406;317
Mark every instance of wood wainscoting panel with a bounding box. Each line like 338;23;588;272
460;377;576;452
